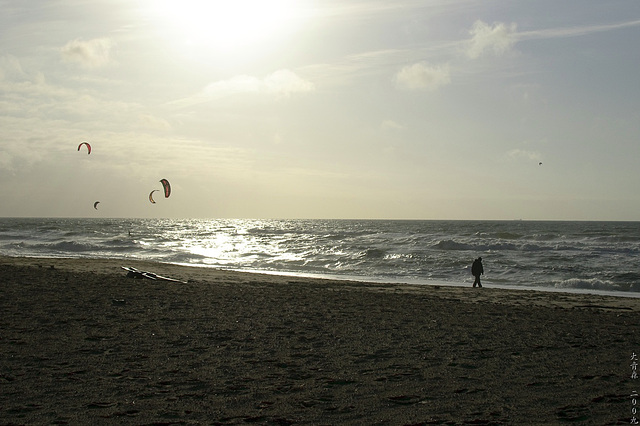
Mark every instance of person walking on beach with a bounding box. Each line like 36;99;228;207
471;257;484;288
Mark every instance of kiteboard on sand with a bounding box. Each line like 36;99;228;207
121;266;186;283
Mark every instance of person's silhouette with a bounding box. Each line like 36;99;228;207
471;257;484;288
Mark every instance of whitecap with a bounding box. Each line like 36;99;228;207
554;278;623;292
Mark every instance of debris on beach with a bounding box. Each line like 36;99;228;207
122;266;185;283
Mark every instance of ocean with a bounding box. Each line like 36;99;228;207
1;218;639;297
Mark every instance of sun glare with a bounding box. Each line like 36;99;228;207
152;0;305;52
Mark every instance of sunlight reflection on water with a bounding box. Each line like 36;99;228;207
1;218;639;295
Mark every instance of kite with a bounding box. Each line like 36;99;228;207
93;201;100;210
160;179;171;198
149;189;159;204
78;142;91;155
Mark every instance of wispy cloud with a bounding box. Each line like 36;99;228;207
137;114;172;131
205;70;315;98
60;38;114;68
171;69;315;108
305;18;640;89
506;149;541;162
517;19;640;41
467;19;640;55
394;62;451;91
0;54;28;81
313;0;476;20
203;75;263;98
381;119;405;131
466;20;518;59
263;69;316;96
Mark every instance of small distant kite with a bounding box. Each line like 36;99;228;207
160;179;171;198
78;142;91;155
93;201;100;210
539;162;543;165
149;190;159;204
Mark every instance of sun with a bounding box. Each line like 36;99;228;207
151;0;306;52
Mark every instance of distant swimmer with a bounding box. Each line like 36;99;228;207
471;257;484;288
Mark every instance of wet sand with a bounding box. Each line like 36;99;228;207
1;256;638;424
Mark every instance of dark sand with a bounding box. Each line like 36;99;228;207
1;256;639;424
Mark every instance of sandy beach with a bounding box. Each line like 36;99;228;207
1;256;638;424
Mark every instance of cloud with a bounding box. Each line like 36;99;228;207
0;55;28;81
507;149;541;162
172;69;315;108
137;114;172;131
205;69;315;97
203;75;263;97
263;69;316;96
518;19;640;41
60;38;114;68
466;20;517;59
381;120;405;131
394;62;450;91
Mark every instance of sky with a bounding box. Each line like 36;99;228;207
1;0;640;220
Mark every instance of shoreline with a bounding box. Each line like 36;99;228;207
1;255;639;424
221;266;640;299
4;254;640;300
